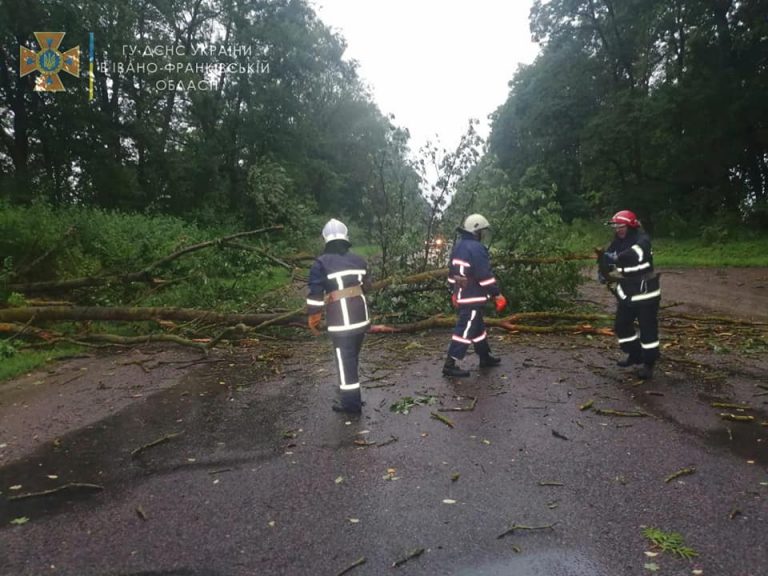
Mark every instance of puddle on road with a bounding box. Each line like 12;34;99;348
0;363;295;526
631;382;768;466
454;550;608;576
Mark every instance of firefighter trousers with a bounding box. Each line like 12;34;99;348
330;331;365;410
447;306;491;360
614;299;660;365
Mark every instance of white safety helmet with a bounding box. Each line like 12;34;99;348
322;218;349;244
462;214;490;233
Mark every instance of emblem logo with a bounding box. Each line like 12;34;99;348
20;32;80;92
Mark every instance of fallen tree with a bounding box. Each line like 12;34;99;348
8;226;284;294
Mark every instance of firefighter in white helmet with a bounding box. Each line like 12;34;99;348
306;219;371;413
443;214;508;377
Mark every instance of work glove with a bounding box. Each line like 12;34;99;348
494;294;508;314
308;313;322;335
451;293;458;308
602;251;617;268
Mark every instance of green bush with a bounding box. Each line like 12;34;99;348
0;201;295;309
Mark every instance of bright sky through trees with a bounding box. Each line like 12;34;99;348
312;0;540;154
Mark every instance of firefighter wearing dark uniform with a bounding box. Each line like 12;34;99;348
307;219;371;413
599;210;661;379
443;214;508;378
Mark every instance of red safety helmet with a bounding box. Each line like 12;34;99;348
609;210;640;228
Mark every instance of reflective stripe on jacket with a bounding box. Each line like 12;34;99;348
448;231;500;306
306;252;371;333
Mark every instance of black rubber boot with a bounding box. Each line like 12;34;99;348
332;391;363;413
617;355;643;368
442;357;470;378
479;354;501;368
332;400;363;414
637;364;654;380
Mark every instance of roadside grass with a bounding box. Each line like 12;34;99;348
653;238;768;267
560;221;768;267
0;344;83;382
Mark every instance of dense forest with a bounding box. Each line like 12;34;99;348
485;0;768;233
2;0;767;234
1;0;427;232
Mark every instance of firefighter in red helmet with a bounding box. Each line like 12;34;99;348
598;210;661;379
306;219;371;413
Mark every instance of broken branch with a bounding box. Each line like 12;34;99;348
711;402;752;410
392;548;425;568
8;482;104;500
497;522;558;539
130;432;183;458
719;413;755;423
438;397;477;412
665;467;696;483
336;557;366;576
593;408;649;417
430;412;455;428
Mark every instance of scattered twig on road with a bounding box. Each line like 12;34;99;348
594;408;649;417
136;505;148;520
551;429;569;441
438;396;477;412
392;548;425;568
579;399;594;411
364;380;397;389
8;483;104;501
538;481;564;487
719;413;755;423
167;358;226;369
336;557;366;576
119;359;153;373
57;371;86;386
665;467;696;483
497;522;558;539
430;412;454;428
711;402;753;410
130;431;183;458
376;435;399;448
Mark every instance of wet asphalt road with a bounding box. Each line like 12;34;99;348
0;333;766;576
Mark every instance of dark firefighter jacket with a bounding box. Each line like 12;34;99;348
604;229;661;304
447;230;500;306
306;252;371;334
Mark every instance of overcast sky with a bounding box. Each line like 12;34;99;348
311;0;541;155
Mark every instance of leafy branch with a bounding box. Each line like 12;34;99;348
642;527;699;559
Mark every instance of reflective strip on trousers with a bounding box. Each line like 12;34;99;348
335;347;360;390
618;333;639;344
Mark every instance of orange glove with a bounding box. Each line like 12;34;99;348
308;313;322;335
451;293;458;308
494;294;507;313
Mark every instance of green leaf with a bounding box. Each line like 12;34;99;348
389;395;436;414
10;517;29;525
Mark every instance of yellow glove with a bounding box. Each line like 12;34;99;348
308;313;322;335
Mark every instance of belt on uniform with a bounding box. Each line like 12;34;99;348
326;285;363;303
622;271;660;282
